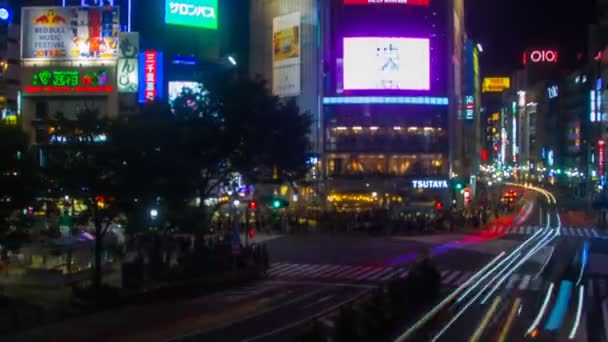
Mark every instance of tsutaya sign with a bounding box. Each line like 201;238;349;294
165;0;218;30
412;179;449;189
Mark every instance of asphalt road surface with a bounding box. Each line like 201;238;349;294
10;185;608;342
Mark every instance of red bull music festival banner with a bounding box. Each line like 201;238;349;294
21;6;119;60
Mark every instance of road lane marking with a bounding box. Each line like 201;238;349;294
456;272;473;285
519;275;531;290
381;269;402;281
315;265;343;277
278;264;318;277
357;268;384;280
506;274;520;289
240;289;371;342
369;268;395;281
398;269;410;278
335;266;366;279
469;296;501;342
306;265;335;277
268;263;299;274
442;271;461;285
591;229;600;238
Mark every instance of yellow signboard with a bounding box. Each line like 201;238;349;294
482;77;510;93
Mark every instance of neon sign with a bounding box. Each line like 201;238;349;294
525;50;558;64
165;0;218;30
145;51;157;102
25;69;112;93
599;139;605;176
465;95;474;121
344;0;430;5
0;7;11;22
138;50;164;104
412;179;448;189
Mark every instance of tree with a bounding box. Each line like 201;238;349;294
0;122;39;255
42;108;122;288
168;73;312;232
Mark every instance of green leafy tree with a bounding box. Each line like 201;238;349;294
0;122;39;254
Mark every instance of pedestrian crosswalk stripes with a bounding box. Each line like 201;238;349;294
268;262;608;297
502;225;604;238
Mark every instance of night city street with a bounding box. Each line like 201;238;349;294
2;0;608;341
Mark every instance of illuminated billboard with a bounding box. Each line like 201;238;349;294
482;77;510;93
138;51;164;104
344;0;429;5
272;12;300;96
24;69;112;93
165;0;218;30
21;6;119;60
168;81;203;106
343;37;430;91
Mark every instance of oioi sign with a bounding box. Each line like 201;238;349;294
524;50;558;64
165;0;218;30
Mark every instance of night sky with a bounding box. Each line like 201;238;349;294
466;0;595;77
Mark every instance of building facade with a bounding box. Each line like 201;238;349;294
249;0;466;209
0;2;19;120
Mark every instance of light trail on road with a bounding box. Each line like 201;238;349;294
568;285;585;340
469;296;501;342
394;252;507;342
527;282;555;335
497;297;522;342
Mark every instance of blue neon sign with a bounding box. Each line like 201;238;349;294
0;7;12;22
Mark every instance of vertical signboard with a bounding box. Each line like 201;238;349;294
21;6;119;60
138;51;164;103
599;138;605;177
117;32;139;93
272;12;301;97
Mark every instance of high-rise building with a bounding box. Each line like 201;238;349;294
250;0;466;210
0;2;19;120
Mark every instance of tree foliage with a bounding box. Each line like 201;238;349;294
0;122;38;224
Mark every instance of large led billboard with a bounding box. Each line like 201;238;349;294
168;81;203;106
344;0;430;5
343;37;430;91
21;7;119;60
165;0;218;30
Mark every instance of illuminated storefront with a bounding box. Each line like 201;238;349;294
20;6;120;143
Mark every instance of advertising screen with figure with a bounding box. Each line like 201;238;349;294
343;37;430;91
21;6;119;60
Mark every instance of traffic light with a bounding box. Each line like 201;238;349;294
249;201;257;210
249;228;255;239
435;201;443;211
270;198;289;209
451;179;465;190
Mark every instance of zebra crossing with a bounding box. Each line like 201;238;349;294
504;225;603;238
268;262;608;298
269;263;535;290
